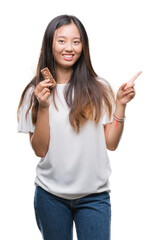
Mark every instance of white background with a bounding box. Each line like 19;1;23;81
0;0;159;239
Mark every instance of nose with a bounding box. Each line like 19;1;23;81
65;41;73;52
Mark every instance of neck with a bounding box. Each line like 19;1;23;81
55;66;73;84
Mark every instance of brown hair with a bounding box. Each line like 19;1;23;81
17;15;115;133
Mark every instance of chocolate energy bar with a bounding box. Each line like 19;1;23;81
41;67;57;88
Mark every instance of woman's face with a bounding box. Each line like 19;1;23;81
52;23;83;70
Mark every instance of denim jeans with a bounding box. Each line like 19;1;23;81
34;186;111;240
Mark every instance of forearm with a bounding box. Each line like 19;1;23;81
106;102;126;150
31;106;50;157
105;71;141;150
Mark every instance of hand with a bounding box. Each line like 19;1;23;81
34;79;53;108
117;71;142;105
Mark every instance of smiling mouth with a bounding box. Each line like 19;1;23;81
62;54;74;61
63;54;74;57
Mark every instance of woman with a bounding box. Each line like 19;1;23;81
17;15;141;240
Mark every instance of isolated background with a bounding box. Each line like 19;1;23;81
0;0;159;239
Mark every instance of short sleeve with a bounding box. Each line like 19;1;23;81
100;108;114;125
18;86;35;133
97;77;116;125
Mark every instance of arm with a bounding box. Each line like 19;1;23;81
104;71;142;151
30;79;53;157
29;106;50;157
104;101;126;151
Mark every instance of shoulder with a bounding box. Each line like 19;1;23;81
96;76;111;89
21;85;35;108
96;76;115;103
24;86;35;101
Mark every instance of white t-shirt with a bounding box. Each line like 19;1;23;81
18;78;114;200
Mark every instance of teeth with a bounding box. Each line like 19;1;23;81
63;55;73;58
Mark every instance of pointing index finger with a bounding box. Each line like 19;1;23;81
130;71;142;83
126;71;142;88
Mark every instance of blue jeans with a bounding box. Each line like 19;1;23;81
34;186;111;240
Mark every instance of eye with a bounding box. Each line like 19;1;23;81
74;40;80;45
58;40;65;44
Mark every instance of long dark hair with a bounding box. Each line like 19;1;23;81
17;15;115;132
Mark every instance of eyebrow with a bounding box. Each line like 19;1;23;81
57;36;81;39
